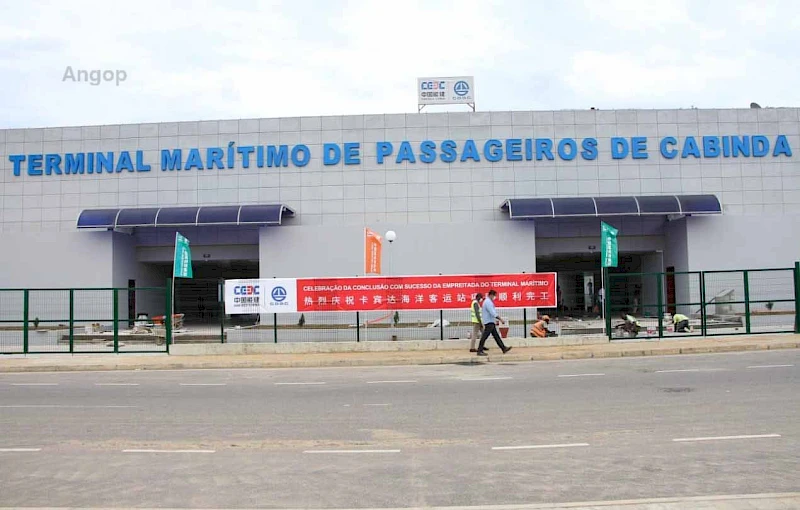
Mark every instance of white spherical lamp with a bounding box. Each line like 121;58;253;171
385;230;397;243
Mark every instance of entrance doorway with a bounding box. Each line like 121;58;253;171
148;260;259;327
536;251;664;319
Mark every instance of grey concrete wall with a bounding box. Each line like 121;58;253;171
687;215;800;270
686;215;798;314
536;235;664;257
640;251;665;316
136;244;259;263
2;108;798;236
260;220;537;278
258;220;538;328
1;107;799;294
0;231;114;323
663;218;694;316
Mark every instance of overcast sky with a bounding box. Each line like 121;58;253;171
0;0;797;129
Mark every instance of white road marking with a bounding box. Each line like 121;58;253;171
179;383;227;386
95;383;140;386
746;364;794;369
366;380;418;384
364;403;391;407
303;449;401;454
274;382;327;386
558;373;606;378
459;376;513;381
673;434;781;443
10;383;58;386
123;449;216;453
0;448;41;452
492;443;590;450
0;405;137;409
655;368;723;373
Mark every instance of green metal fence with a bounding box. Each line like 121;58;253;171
4;264;799;353
0;284;172;354
605;262;800;340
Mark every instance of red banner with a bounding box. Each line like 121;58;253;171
295;273;556;312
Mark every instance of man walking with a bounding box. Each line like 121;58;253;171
469;293;487;353
476;290;512;356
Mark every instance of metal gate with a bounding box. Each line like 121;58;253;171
0;286;173;354
605;263;800;340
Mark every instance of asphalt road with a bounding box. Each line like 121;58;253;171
0;350;798;509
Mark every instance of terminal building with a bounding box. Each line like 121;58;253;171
1;105;798;324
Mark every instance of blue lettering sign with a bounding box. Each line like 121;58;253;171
376;142;393;164
397;141;416;164
419;141;436;163
660;137;677;159
581;138;598;160
611;138;629;159
323;143;341;165
631;137;648;159
506;139;522;161
344;143;360;165
6;134;794;178
45;154;62;175
484;139;503;163
28;154;43;176
116;151;134;172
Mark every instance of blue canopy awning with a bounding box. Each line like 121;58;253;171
500;195;722;220
77;204;295;229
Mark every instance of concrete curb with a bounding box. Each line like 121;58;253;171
1;336;798;373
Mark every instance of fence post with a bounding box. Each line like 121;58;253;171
112;288;119;354
23;289;29;354
356;311;360;342
273;313;278;343
743;270;751;334
605;272;612;340
699;272;707;336
218;280;225;344
439;310;444;341
794;262;800;334
69;289;75;354
657;274;664;339
165;279;172;353
523;308;527;339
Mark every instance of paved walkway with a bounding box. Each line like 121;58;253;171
4;493;798;509
0;334;797;373
432;492;800;509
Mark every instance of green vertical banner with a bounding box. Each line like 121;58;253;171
601;221;619;268
173;232;193;278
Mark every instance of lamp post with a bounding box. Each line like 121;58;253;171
385;230;396;330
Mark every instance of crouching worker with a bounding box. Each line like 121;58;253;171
673;313;693;333
620;312;641;337
530;315;551;338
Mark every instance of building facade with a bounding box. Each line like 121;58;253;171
1;107;798;322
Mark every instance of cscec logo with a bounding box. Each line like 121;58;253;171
454;80;470;96
234;285;259;296
271;286;287;303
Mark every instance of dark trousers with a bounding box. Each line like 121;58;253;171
675;320;690;332
478;323;507;351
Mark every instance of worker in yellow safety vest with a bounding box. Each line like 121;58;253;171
469;293;486;353
672;313;692;333
530;315;551;338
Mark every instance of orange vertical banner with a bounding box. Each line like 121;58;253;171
364;227;383;275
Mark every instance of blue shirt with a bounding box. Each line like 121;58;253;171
481;297;499;325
